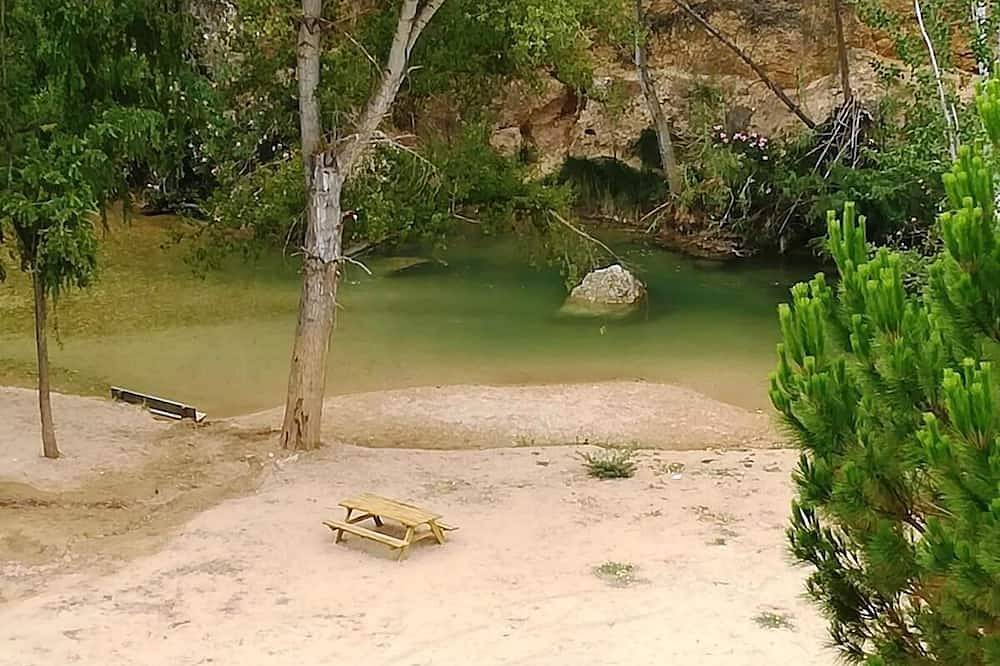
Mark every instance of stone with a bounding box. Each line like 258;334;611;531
560;264;646;318
489;126;524;157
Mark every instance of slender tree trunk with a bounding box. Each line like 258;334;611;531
914;0;959;160
32;271;58;459
971;1;990;75
831;0;852;103
634;0;682;196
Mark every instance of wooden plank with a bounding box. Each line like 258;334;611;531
322;520;407;549
338;493;441;527
110;387;206;422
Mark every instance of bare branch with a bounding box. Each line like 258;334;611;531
548;210;623;264
407;0;447;54
635;0;682;194
336;1;418;170
452;210;483;225
370;131;437;170
341;31;379;70
669;0;816;129
336;0;446;173
340;254;373;275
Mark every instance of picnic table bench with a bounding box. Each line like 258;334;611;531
323;493;455;560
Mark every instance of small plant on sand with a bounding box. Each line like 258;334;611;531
577;445;637;479
593;561;640;587
753;609;795;630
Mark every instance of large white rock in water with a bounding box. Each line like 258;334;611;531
561;264;646;318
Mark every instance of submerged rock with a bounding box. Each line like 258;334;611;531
561;264;646;318
377;256;436;276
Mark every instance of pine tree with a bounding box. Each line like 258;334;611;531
771;76;1000;664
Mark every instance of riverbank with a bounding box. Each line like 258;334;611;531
0;382;832;665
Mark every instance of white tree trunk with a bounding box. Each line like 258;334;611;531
914;0;959;160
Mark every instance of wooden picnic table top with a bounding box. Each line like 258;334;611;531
338;493;442;527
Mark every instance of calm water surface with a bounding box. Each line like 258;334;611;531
0;225;815;417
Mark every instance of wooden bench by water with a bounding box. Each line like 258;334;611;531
110;387;206;422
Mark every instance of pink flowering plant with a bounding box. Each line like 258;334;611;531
711;126;772;163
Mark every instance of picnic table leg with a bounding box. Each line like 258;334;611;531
397;527;415;561
337;508;354;543
430;521;446;545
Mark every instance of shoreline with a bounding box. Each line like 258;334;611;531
3;379;781;487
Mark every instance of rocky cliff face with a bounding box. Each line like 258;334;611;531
490;1;921;173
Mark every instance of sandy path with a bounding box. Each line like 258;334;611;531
0;445;833;665
0;387;168;488
241;381;778;450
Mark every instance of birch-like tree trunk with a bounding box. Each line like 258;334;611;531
32;270;58;459
914;0;959;160
634;0;682;196
281;0;445;450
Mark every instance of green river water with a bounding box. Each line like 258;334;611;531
0;218;815;417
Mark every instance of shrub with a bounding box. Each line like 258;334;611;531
556;156;665;216
769;78;1000;664
593;560;640;587
577;445;638;479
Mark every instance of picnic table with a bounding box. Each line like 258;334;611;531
323;493;454;560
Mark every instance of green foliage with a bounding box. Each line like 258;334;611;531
674;103;948;252
200;0;628;279
577;445;638;479
770;78;1000;663
0;0;206;293
198;123;594;281
658;3;985;253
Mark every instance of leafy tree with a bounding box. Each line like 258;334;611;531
196;0;630;264
0;0;208;457
770;78;1000;663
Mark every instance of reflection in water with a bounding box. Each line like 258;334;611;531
0;227;815;417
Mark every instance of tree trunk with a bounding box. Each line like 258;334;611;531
280;0;446;450
280;162;344;450
634;0;682;196
281;0;332;450
831;0;852;103
32;271;59;459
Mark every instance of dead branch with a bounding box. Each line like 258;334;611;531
548;210;623;264
668;0;816;129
